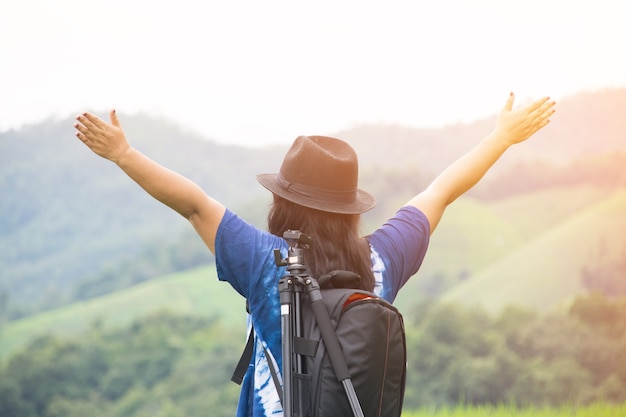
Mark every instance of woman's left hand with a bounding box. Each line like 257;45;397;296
493;93;556;146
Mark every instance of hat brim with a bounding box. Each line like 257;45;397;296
256;173;376;214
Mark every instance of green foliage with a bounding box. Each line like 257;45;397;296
2;294;626;416
570;291;626;339
403;293;626;409
0;311;242;417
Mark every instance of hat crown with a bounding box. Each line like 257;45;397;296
256;135;376;214
280;136;358;193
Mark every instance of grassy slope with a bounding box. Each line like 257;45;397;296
393;185;620;313
1;266;246;361
393;198;525;312
440;187;626;313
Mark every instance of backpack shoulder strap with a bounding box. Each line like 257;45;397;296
231;328;254;385
231;326;285;407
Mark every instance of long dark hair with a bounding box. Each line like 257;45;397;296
267;196;375;291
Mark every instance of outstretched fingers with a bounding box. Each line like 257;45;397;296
532;98;556;125
498;94;556;145
73;109;130;161
517;96;555;131
74;113;98;141
526;96;554;116
74;120;92;145
77;112;104;134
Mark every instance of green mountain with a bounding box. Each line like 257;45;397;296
0;116;283;314
1;88;626;321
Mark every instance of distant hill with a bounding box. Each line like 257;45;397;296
436;187;626;313
0;265;246;361
1;88;625;319
393;184;626;312
342;88;626;173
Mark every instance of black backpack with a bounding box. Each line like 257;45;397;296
232;271;407;417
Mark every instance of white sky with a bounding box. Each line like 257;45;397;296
2;0;625;146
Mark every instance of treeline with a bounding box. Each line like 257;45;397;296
2;229;213;321
2;293;625;417
472;151;626;200
404;293;626;407
71;229;213;303
0;312;242;417
582;245;626;296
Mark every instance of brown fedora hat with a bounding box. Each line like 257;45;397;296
256;135;376;214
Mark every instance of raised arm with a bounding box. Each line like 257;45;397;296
74;110;225;253
407;93;555;234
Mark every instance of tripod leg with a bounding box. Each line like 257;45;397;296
280;280;294;417
293;291;306;417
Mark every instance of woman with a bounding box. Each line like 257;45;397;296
74;92;555;416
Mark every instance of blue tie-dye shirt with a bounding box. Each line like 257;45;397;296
215;205;430;417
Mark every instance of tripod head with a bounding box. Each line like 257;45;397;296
282;230;314;249
274;230;314;277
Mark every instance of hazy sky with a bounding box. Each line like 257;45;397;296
2;0;625;146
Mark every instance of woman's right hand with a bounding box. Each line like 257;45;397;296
74;109;131;163
74;108;226;253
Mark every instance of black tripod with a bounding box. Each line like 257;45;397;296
274;230;364;417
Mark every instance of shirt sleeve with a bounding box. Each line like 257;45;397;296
214;209;286;350
214;209;286;299
366;205;430;302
